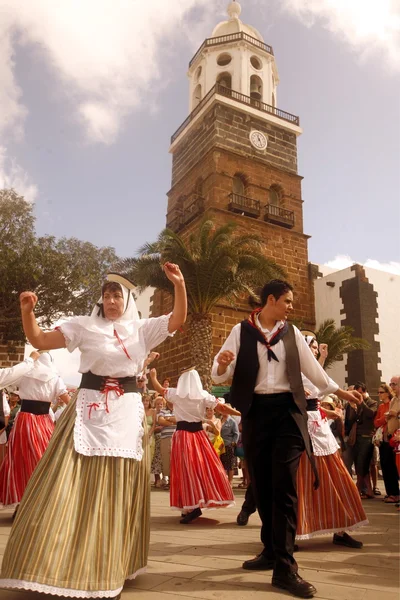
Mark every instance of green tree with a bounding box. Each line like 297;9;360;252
0;189;119;341
315;319;370;370
118;219;286;388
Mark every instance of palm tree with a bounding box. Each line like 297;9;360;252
316;319;370;370
118;219;286;388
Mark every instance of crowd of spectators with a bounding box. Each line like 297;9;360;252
322;376;400;509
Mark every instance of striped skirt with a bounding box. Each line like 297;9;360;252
0;396;150;598
296;450;368;540
170;429;235;511
0;410;55;506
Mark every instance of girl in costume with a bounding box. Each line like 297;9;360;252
0;264;186;599
0;352;69;508
296;334;368;547
150;367;235;524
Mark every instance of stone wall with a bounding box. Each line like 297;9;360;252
0;339;25;369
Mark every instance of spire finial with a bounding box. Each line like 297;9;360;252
227;1;241;20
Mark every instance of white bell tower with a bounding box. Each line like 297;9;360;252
188;0;279;113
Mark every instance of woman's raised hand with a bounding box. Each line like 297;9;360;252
20;292;38;314
163;263;184;286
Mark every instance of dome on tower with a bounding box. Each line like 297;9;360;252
211;1;264;42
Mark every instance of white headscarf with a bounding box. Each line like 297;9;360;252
175;369;209;399
73;273;140;338
24;353;59;383
305;335;315;347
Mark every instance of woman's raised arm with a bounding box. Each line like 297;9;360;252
163;263;187;334
20;292;66;350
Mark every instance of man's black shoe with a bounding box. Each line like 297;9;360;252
272;573;316;598
333;532;363;548
242;553;275;570
180;507;202;524
236;509;250;526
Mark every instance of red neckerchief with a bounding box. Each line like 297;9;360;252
246;308;288;362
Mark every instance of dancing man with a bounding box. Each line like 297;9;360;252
212;280;362;599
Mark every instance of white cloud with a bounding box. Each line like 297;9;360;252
0;146;38;202
281;0;400;70
325;254;400;275
0;0;221;145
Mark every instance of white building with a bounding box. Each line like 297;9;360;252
314;264;400;394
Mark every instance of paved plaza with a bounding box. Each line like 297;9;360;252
0;483;398;600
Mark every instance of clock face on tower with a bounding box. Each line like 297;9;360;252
249;130;268;150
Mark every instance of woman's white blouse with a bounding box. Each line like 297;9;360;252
60;314;171;377
165;388;221;423
58;314;173;459
18;376;67;403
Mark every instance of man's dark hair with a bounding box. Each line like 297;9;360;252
354;381;367;393
260;280;293;306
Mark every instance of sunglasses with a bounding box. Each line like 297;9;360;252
389;382;398;387
378;391;386;394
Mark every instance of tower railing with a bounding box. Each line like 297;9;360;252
264;203;295;228
171;84;300;143
189;32;274;68
228;193;261;217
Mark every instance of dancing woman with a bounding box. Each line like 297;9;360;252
296;335;368;547
0;264;186;599
150;367;235;523
0;352;69;507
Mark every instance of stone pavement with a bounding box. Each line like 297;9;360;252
0;483;398;600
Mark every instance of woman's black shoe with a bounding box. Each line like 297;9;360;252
333;532;363;548
180;507;202;524
242;553;275;570
272;572;316;598
236;509;250;526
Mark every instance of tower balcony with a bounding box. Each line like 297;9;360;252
228;193;261;218
171;84;300;144
264;203;295;228
166;196;205;232
189;32;274;69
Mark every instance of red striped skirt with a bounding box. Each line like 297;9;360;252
296;450;368;539
170;429;235;511
0;412;55;505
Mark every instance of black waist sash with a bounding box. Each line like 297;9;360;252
176;421;203;432
20;400;50;415
80;371;139;393
306;399;319;411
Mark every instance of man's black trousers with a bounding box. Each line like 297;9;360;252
242;392;305;575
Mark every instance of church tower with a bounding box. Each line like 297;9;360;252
151;1;316;381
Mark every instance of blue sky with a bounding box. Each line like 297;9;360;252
1;0;399;272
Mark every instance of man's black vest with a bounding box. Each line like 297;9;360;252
229;321;318;487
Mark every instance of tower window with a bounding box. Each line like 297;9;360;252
217;53;232;66
217;72;232;90
250;55;262;70
250;75;263;101
194;177;203;196
269;185;282;206
193;84;202;108
233;174;246;196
